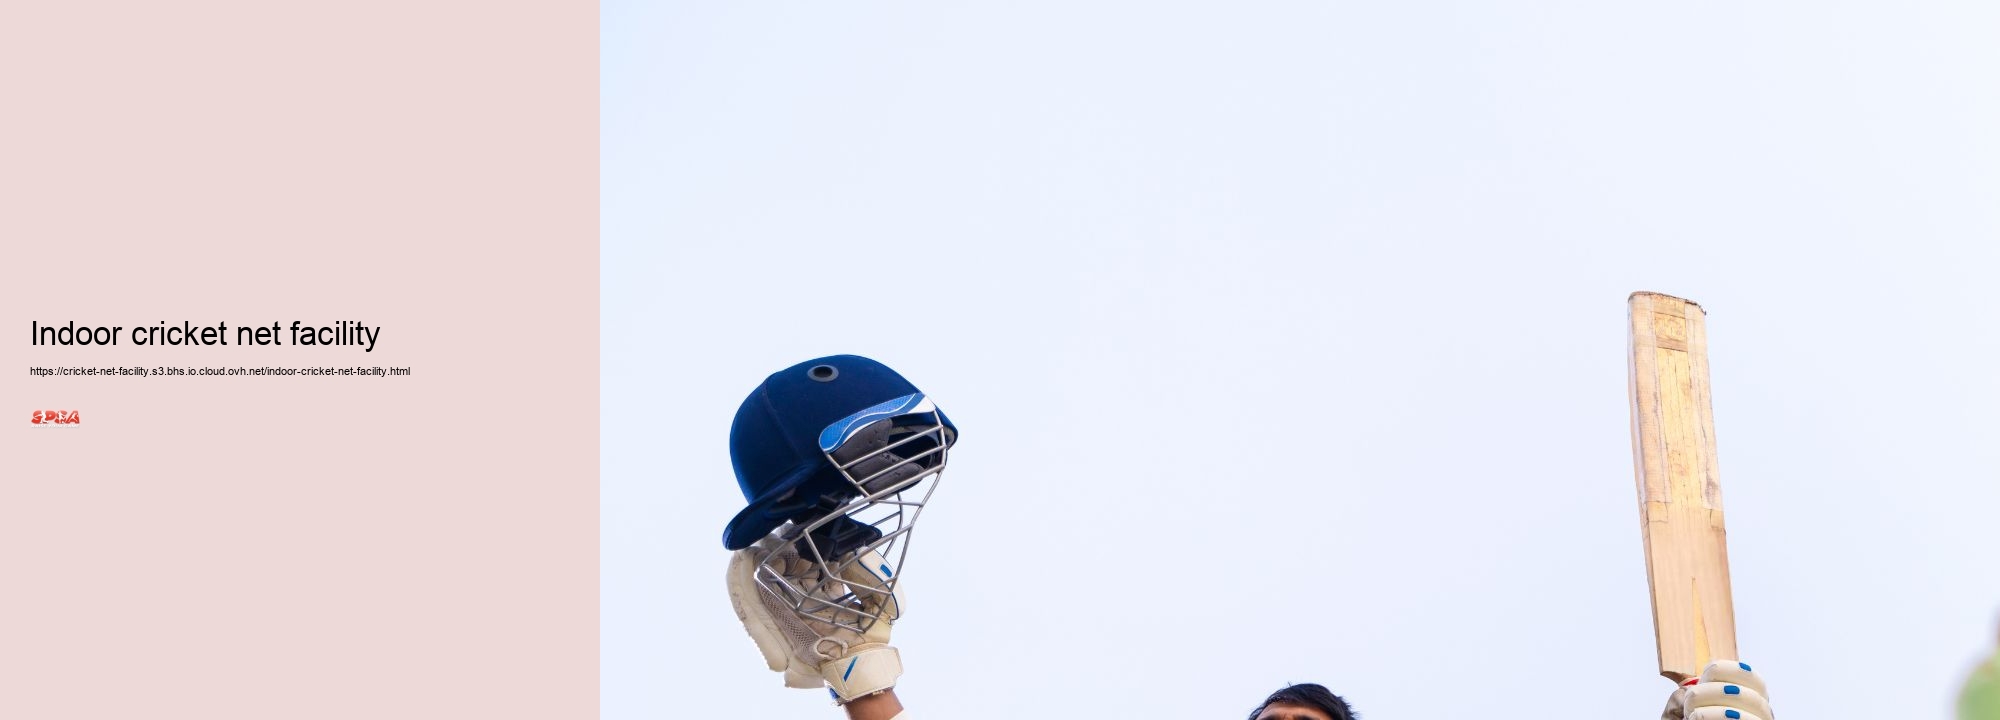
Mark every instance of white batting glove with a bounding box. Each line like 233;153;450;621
726;535;905;704
1661;660;1774;720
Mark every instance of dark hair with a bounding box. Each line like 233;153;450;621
1247;683;1357;720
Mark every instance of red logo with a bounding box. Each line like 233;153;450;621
31;410;80;425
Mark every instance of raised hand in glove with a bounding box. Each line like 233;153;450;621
726;535;905;704
1661;660;1774;720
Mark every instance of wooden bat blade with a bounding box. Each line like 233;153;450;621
1628;292;1737;683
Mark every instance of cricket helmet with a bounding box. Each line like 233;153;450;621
724;354;956;636
724;354;955;549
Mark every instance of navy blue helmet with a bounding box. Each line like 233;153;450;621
724;354;957;551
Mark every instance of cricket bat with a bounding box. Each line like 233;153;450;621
1627;291;1737;684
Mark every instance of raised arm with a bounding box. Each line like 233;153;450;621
842;690;905;720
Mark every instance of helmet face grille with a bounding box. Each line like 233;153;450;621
751;408;949;639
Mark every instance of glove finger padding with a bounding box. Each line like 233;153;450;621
1696;661;1766;698
1689;659;1771;719
1663;659;1772;720
837;550;903;645
1687;709;1765;720
1685;681;1772;720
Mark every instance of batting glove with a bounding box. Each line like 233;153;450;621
726;535;904;704
1661;660;1773;720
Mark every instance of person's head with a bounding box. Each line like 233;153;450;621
1247;683;1357;720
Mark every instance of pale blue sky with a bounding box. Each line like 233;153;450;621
603;3;2000;718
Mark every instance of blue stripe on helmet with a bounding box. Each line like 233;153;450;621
817;392;930;452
